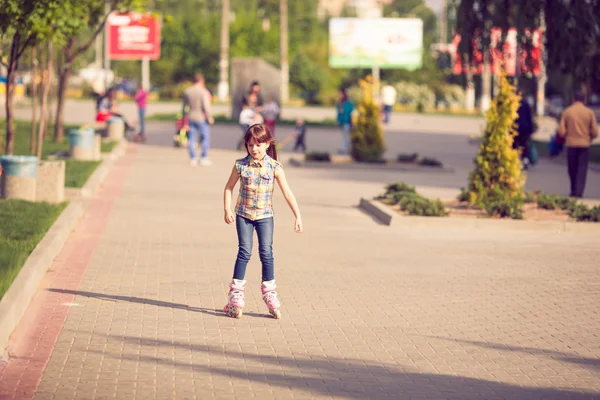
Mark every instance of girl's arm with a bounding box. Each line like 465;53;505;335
275;168;302;233
224;166;240;224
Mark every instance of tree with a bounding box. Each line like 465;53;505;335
53;0;151;142
466;72;524;214
350;76;385;162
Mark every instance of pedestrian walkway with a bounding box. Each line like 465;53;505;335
1;140;599;399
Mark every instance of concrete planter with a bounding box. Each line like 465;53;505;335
0;155;38;201
69;127;96;160
36;160;65;203
107;117;125;141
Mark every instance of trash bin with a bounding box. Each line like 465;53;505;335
107;117;125;141
0;155;38;201
69;127;96;160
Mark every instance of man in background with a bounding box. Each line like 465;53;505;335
183;73;214;166
557;91;599;198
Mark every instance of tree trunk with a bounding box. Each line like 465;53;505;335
54;37;75;142
30;46;38;154
37;41;53;160
4;33;20;156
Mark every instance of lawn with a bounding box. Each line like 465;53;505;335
0;199;67;299
1;119;116;188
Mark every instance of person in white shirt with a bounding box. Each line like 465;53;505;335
237;93;263;150
381;83;397;124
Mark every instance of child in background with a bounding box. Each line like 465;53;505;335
262;96;280;136
293;118;307;152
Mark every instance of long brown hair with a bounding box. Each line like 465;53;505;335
243;124;278;160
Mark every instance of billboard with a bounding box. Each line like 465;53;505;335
107;12;161;60
329;18;423;69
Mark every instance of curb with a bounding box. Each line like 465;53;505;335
0;140;129;359
358;198;600;234
64;139;128;200
289;158;455;173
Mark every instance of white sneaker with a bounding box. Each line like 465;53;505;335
200;158;212;166
190;159;198;166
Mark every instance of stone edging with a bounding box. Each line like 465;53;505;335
0;140;128;359
289;157;455;173
358;197;600;234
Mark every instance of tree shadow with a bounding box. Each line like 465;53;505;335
85;334;599;400
428;335;600;372
46;288;274;320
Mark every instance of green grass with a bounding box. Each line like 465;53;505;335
100;140;118;153
64;159;101;187
1;119;117;187
0;199;67;299
147;113;339;127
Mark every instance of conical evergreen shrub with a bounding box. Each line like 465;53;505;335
466;73;525;213
350;76;386;162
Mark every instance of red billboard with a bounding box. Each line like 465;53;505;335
107;12;161;60
451;28;541;77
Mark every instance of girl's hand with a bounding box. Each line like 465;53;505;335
294;217;303;233
224;210;235;224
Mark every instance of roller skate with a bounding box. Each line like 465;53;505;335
223;279;246;318
261;280;281;319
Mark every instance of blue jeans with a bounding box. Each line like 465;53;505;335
233;215;274;282
383;105;392;124
188;120;210;160
340;123;351;155
138;107;146;134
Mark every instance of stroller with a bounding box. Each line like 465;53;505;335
173;111;189;148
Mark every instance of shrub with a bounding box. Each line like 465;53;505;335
457;187;470;202
524;190;541;203
384;182;416;196
571;205;600;222
350;75;386;162
305;151;330;162
465;72;524;213
418;157;443;167
537;193;577;211
397;153;419;163
399;196;448;217
485;198;524;219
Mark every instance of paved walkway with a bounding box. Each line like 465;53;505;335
1;131;599;399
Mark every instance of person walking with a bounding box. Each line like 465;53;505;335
557;91;599;198
182;73;214;166
293;118;307;152
514;94;535;169
381;82;397;124
222;124;302;319
336;88;354;155
134;85;149;142
263;96;280;136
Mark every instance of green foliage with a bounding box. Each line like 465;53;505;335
350;76;385;163
418;157;443;167
379;181;447;217
536;193;577;212
570;205;600;222
524;190;541;203
0;199;67;299
399;196;448;217
397;153;419;163
64;160;101;188
457;187;470;202
290;49;326;104
485;198;524;219
466;73;524;210
304;151;330;162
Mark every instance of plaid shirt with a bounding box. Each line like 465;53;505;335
235;154;282;220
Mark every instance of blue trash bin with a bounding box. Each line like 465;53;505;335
68;127;96;160
0;155;38;201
